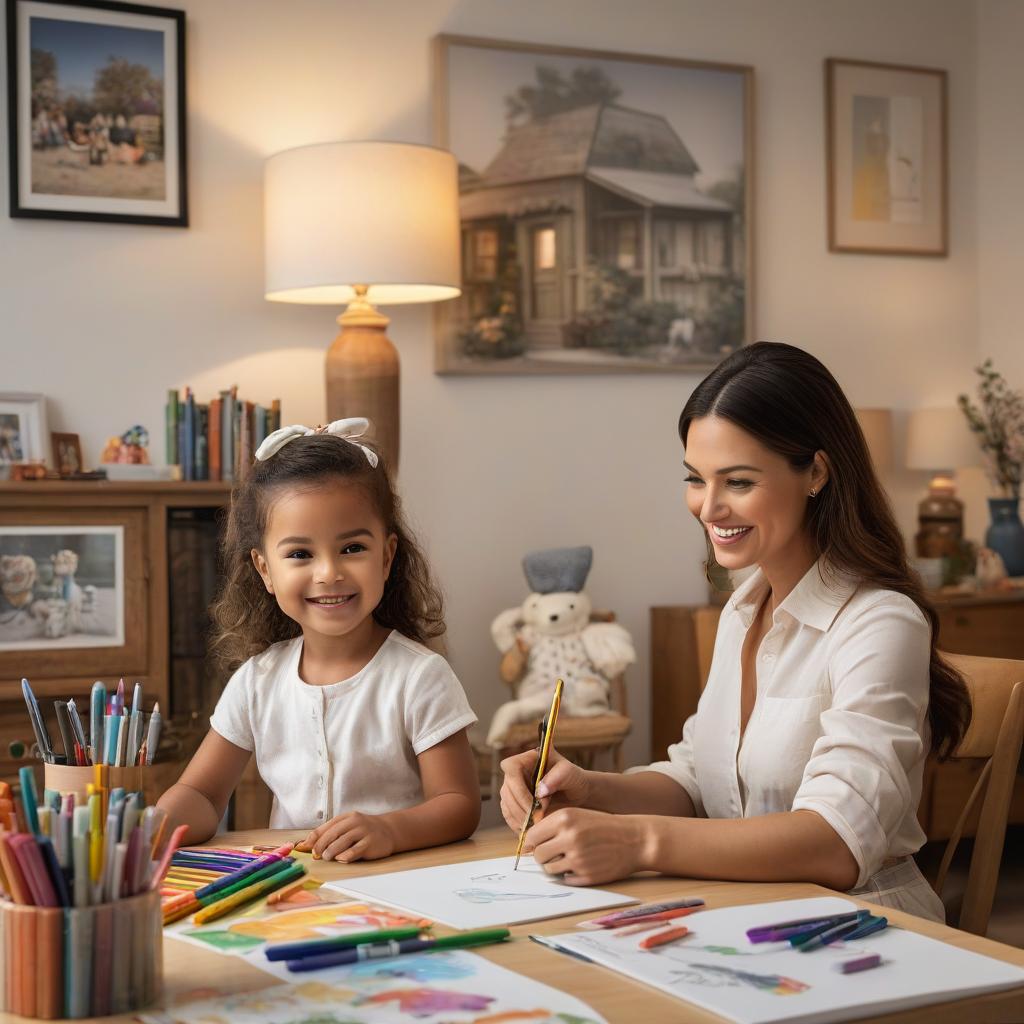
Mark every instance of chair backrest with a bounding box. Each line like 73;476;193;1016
933;653;1024;935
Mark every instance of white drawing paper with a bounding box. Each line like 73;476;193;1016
534;896;1024;1024
324;856;637;929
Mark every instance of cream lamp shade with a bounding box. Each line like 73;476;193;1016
263;141;462;470
854;408;893;470
264;141;461;305
906;407;978;472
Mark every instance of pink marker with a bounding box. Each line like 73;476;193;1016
836;953;882;974
149;824;189;891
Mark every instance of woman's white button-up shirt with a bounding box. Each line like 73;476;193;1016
639;559;931;888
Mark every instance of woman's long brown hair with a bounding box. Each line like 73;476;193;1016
679;341;971;758
210;434;445;674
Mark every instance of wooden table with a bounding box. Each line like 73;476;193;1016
9;827;1024;1024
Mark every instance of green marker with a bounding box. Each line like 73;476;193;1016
286;927;512;972
265;926;426;961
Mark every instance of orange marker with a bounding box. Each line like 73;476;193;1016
639;925;690;950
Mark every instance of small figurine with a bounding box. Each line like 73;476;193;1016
976;547;1013;591
101;424;150;464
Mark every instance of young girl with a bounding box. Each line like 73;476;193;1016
158;419;480;862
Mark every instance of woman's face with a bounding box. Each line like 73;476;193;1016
683;415;827;575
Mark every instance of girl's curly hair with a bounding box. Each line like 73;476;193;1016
210;434;445;674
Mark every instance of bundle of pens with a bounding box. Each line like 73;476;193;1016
161;843;308;925
0;766;185;910
0;766;187;1019
22;677;162;769
581;897;707;950
265;925;511;972
747;909;889;972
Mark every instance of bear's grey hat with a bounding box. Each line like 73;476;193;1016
522;546;593;594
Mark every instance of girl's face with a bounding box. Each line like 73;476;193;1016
251;478;397;644
683;415;828;575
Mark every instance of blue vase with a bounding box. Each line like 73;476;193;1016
986;498;1024;577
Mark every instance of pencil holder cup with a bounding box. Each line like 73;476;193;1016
43;763;148;803
0;889;163;1019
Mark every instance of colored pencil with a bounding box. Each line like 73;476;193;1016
265;926;424;962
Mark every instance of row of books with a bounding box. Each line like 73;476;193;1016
166;388;282;481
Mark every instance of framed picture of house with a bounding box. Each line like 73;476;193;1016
433;35;754;375
826;58;947;256
0;507;147;680
6;0;187;226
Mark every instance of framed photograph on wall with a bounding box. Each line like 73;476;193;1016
0;392;50;465
6;0;188;226
433;35;754;375
826;58;947;256
0;508;147;680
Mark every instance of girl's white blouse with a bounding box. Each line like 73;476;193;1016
640;560;931;887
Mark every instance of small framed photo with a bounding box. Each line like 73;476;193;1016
0;392;50;465
6;0;187;226
0;509;148;680
51;431;83;475
826;58;947;256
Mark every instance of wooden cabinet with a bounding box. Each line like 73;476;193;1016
650;593;1024;840
0;481;230;795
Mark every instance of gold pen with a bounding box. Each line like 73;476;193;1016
513;678;563;870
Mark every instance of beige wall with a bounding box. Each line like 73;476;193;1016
0;0;998;766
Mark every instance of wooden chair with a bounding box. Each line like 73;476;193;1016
487;611;632;797
930;653;1024;935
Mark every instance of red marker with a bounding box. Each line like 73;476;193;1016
612;905;702;927
639;925;690;950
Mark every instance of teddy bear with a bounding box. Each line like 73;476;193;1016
486;546;636;748
0;554;37;610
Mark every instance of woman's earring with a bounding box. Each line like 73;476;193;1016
809;488;817;497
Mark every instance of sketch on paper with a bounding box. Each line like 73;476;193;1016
326;856;636;929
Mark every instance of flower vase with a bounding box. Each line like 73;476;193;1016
986;498;1024;577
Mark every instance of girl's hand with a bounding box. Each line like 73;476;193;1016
296;811;397;863
527;807;651;886
499;746;590;833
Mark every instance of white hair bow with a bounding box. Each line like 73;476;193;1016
254;417;379;468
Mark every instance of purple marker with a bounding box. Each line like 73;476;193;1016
836;953;882;974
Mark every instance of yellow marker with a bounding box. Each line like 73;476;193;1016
88;792;102;883
513;678;563;870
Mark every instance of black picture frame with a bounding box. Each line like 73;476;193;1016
6;0;187;226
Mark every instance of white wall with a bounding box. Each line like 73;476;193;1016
0;0;990;769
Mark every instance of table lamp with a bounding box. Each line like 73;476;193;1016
854;408;894;472
906;407;979;558
264;141;461;470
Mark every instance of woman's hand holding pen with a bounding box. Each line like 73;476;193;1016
528;808;652;886
297;811;397;863
498;745;591;831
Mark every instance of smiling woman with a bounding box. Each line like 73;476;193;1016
500;342;972;924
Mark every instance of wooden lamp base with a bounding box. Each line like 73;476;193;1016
325;287;400;471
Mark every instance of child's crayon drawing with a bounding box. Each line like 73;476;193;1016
140;950;606;1024
456;886;574;905
670;963;810;995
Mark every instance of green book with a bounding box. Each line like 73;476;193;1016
166;389;179;465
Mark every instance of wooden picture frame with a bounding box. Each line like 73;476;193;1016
433;34;755;375
6;0;188;226
826;58;947;256
51;431;83;475
0;507;147;685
